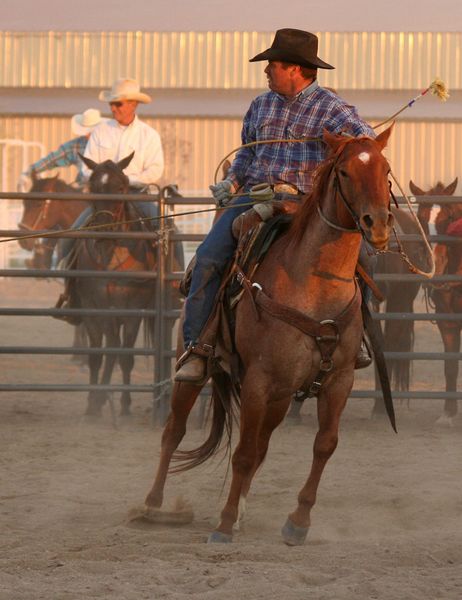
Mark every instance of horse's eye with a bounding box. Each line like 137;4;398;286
339;169;348;178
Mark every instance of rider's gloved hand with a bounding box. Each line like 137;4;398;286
209;179;233;207
17;170;31;192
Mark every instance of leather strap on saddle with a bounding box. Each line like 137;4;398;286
235;265;362;339
235;265;362;396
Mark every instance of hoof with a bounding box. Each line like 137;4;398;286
281;518;309;546
207;530;233;544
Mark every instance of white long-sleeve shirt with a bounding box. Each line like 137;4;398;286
82;116;164;187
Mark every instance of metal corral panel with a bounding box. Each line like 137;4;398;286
1;31;461;90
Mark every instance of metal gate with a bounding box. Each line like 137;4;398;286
0;191;460;421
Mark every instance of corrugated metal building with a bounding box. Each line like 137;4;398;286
0;30;461;264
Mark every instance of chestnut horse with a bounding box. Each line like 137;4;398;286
144;125;396;545
410;179;461;426
18;172;89;269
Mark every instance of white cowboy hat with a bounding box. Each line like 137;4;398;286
98;78;152;104
71;108;105;136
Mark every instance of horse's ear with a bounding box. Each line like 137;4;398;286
30;169;37;182
444;177;458;195
78;153;98;171
322;129;345;153
409;180;425;196
117;151;135;171
375;123;394;151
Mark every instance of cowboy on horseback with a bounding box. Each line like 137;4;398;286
54;79;169;316
18;108;106;191
175;28;375;383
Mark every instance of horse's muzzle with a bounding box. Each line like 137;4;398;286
17;223;35;250
360;210;394;250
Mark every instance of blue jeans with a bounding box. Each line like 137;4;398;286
183;196;254;347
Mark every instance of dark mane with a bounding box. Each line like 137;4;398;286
288;153;337;245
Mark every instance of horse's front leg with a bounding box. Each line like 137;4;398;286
282;368;354;546
145;381;203;509
236;394;292;530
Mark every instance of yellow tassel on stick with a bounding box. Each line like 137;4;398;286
429;78;450;102
374;78;450;129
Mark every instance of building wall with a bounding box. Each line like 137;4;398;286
0;30;461;265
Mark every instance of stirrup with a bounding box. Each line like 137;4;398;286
174;343;214;385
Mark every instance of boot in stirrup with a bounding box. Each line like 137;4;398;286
354;337;372;369
174;344;211;384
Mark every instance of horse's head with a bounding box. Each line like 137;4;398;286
409;178;459;236
17;171;61;250
323;124;394;250
80;153;133;214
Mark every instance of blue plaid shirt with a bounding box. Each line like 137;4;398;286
227;81;375;194
30;136;88;186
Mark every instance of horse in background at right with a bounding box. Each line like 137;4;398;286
410;178;461;426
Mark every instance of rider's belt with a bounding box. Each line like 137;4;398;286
273;183;300;195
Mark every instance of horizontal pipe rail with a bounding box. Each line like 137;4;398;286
1;347;458;360
0;384;458;400
0;308;157;317
0;268;157;279
0;230;165;240
0;384;156;392
372;313;462;321
2;192;462;204
0;346;156;355
350;391;462;399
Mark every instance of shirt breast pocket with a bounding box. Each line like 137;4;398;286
95;141;114;162
256;118;281;142
287;123;314;140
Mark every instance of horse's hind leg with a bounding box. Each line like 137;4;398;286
145;382;203;509
85;324;104;416
282;372;352;546
437;325;460;425
119;319;142;416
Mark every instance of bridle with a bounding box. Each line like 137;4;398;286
18;198;52;233
316;142;393;244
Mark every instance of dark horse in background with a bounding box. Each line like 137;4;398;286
409;178;460;426
75;152;183;417
17;170;89;269
371;201;432;416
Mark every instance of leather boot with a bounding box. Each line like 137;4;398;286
174;350;208;384
354;338;372;369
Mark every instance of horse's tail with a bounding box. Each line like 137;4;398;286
169;370;239;474
143;314;156;349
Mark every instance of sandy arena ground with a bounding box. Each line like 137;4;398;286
0;278;461;600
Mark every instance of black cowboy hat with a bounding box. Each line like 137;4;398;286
249;28;334;70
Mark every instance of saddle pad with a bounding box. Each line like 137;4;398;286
227;213;293;300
